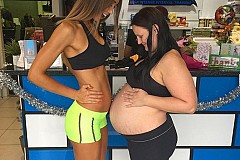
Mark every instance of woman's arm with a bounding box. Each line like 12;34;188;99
28;22;78;99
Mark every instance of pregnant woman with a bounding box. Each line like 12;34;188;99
110;7;197;160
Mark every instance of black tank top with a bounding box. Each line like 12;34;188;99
126;60;172;97
67;21;110;70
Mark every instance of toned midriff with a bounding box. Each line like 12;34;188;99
72;65;111;112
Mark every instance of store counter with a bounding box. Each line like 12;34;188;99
1;66;240;160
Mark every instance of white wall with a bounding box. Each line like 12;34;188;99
200;0;228;18
106;0;228;28
37;0;228;28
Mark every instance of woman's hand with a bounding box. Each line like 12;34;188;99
75;84;103;104
123;88;148;107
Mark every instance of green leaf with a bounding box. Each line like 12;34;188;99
4;39;21;57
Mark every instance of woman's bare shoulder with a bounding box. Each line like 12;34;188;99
157;49;186;71
161;49;183;64
55;20;84;36
164;49;181;58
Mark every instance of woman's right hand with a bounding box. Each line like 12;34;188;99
75;84;103;104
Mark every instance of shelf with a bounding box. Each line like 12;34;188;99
169;26;192;30
227;1;240;5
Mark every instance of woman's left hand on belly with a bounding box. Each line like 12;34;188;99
123;88;148;107
76;84;104;104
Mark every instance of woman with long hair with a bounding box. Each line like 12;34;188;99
28;0;122;160
110;7;197;160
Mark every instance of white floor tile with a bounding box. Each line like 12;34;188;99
0;145;23;160
0;118;16;129
0;98;8;106
0;130;5;137
0;97;19;108
9;119;22;130
0;130;22;145
0;96;23;159
0;108;19;118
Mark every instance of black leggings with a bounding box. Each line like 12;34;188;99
122;114;177;160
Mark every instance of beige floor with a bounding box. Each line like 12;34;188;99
0;96;24;160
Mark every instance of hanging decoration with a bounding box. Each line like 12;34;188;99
0;72;67;116
197;85;240;111
0;71;240;116
215;5;235;25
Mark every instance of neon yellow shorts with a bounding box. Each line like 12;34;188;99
65;100;107;144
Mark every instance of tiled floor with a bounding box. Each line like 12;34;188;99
0;96;24;160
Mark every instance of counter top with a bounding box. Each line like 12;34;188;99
1;66;240;77
0;66;128;76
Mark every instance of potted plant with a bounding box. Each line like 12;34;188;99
4;39;21;65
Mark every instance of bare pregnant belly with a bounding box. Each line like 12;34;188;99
109;83;166;135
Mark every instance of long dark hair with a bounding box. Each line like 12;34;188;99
59;0;122;34
132;7;180;70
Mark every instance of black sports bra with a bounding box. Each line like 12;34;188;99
126;60;172;97
67;21;110;70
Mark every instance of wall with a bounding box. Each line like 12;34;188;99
3;1;39;40
0;0;3;7
3;0;229;29
106;0;228;28
4;1;39;20
3;1;55;40
200;0;228;18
